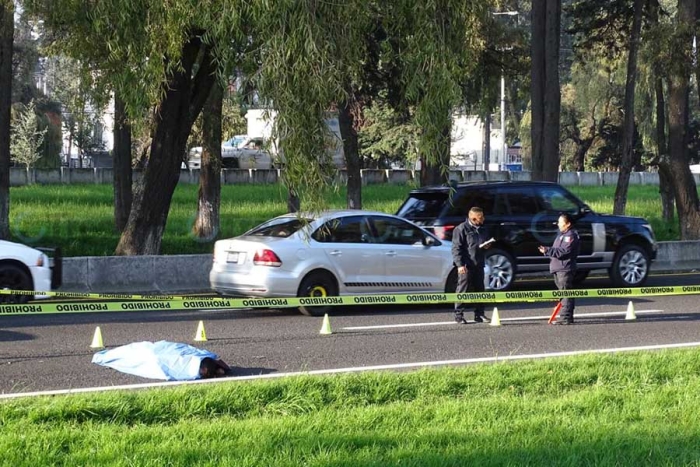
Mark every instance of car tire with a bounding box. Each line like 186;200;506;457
297;271;339;316
0;264;32;304
609;244;650;287
485;248;516;291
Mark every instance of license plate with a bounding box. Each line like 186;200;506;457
227;252;239;263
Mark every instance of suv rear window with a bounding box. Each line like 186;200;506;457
396;192;448;220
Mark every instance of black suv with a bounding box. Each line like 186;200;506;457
396;181;658;290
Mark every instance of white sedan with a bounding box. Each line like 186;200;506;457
210;210;467;315
0;240;61;303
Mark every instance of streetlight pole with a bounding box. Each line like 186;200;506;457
501;74;506;169
492;11;518;171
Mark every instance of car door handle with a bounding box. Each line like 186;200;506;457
385;251;397;257
500;222;516;226
329;250;342;256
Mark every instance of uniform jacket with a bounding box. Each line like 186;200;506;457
545;228;580;273
451;220;490;270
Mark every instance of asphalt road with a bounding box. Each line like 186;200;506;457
2;272;700;396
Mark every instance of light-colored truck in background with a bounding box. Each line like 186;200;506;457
185;109;346;170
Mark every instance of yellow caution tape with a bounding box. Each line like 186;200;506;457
0;289;185;300
0;285;697;316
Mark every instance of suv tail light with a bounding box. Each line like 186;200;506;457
433;224;456;240
253;249;282;267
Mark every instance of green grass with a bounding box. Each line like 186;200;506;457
7;183;682;257
2;349;700;465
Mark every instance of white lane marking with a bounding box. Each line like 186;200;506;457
2;336;696;400
342;309;664;330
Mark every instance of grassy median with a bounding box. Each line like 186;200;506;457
2;348;700;465
8;184;678;256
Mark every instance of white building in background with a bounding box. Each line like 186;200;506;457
61;98;114;168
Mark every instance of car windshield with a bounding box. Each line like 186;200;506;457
245;217;313;237
225;136;246;148
396;192;448;220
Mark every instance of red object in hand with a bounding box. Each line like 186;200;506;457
548;302;563;324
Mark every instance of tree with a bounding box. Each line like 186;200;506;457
531;0;561;181
613;0;644;215
10;100;46;169
27;0;247;254
113;95;132;232
0;0;12;240
192;80;223;241
665;0;700;239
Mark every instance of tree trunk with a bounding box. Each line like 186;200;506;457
338;96;361;209
572;139;593;172
482;113;491;169
666;0;700;239
115;37;216;255
287;188;300;213
420;117;451;187
113;95;132;232
0;0;13;240
542;0;561;182
530;0;545;181
613;0;644;215
193;81;223;241
655;76;674;222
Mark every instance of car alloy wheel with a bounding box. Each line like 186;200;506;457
610;244;649;287
485;249;515;291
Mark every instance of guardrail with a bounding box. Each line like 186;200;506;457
9;167;697;186
55;241;700;295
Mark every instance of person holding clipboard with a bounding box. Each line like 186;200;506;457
451;207;494;324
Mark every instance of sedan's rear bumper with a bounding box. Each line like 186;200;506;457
209;268;300;298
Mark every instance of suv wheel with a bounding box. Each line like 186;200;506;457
485;249;516;291
609;244;650;287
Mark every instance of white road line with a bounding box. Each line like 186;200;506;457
2;338;698;400
342;309;664;331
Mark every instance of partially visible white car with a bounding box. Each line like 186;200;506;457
210;210;487;315
222;137;273;169
0;240;62;303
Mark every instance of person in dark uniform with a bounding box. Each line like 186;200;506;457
452;207;493;324
538;213;581;325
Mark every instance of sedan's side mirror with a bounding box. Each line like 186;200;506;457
422;236;440;247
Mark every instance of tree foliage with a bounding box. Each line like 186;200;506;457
10;100;46;168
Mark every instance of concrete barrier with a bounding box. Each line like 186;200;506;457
361;169;387;185
56;241;700;294
558;172;578;186
4;167;689;186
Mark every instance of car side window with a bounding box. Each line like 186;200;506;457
445;189;495;217
370;216;426;245
538;187;580;214
312;216;372;243
504;187;539;215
